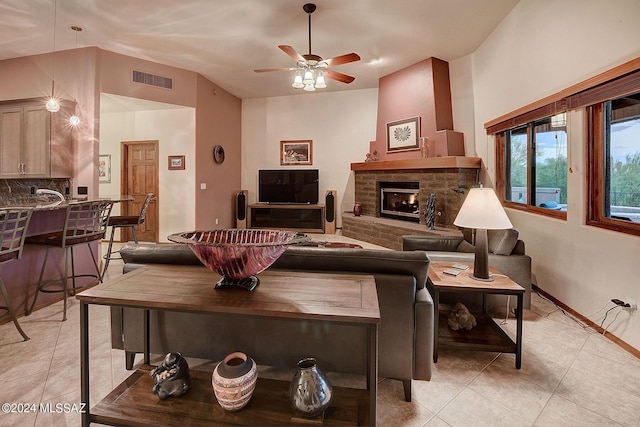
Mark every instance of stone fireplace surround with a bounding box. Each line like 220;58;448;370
343;157;481;249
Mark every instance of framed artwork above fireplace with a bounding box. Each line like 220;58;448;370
386;116;420;152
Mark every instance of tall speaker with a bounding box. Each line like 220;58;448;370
235;190;248;229
324;190;337;234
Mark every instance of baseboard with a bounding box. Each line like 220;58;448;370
533;285;640;359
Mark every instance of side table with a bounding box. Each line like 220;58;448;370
428;261;524;368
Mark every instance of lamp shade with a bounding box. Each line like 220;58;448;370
454;188;512;230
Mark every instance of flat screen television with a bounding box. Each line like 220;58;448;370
258;169;319;204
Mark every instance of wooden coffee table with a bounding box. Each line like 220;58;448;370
428;261;524;368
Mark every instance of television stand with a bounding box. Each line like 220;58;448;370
248;203;325;233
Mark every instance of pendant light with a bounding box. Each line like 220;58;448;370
68;25;82;126
45;0;60;113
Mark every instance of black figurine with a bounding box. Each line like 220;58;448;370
150;352;190;400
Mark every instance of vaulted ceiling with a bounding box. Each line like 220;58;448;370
0;0;519;99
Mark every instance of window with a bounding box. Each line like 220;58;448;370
587;90;640;236
488;57;640;232
497;113;568;218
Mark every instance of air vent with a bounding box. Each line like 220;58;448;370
132;70;173;89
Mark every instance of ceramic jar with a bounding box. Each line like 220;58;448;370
211;352;257;411
353;202;362;216
289;357;333;418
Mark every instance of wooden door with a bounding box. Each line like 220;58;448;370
121;141;159;243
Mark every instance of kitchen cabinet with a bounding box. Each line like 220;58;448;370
0;99;75;179
0;103;50;177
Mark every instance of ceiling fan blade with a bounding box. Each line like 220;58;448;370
254;67;297;73
278;45;305;62
326;70;355;84
324;53;361;67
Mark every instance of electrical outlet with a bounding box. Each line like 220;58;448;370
622;298;637;313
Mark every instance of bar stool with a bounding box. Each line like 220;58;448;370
0;207;33;341
26;200;113;321
102;193;153;279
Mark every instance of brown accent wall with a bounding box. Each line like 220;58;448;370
195;75;242;229
97;49;197;108
374;57;457;162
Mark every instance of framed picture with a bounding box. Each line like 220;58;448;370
386;117;420;152
168;155;185;170
98;154;111;183
280;140;313;165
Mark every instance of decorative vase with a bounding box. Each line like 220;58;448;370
289;357;333;418
353;202;362;216
212;352;257;411
420;137;430;158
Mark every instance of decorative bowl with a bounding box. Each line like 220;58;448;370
167;229;305;290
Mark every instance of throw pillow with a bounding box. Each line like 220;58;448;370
456;240;475;253
488;229;519;255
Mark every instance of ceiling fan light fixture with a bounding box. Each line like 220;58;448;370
303;68;315;85
315;71;326;89
254;3;359;93
292;70;304;88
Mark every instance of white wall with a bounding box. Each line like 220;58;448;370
99;105;196;242
241;89;378;228
450;0;640;350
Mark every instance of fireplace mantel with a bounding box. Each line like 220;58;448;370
350;156;481;172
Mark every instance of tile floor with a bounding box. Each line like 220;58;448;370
1;237;639;426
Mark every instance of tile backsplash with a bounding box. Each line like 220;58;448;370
0;178;72;206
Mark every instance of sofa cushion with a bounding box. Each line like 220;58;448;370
488;229;519;255
120;243;202;265
272;246;431;290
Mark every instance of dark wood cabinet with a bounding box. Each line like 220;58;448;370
248;203;325;233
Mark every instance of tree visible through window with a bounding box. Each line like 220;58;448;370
504;115;567;213
604;93;640;221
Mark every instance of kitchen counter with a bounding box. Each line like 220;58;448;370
0;195;133;323
1;195;133;210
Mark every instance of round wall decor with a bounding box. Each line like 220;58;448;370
213;145;225;164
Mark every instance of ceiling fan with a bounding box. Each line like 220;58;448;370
254;3;361;91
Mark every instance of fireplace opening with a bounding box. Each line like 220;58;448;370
379;181;420;222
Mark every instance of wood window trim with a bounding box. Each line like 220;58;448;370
485;56;640;134
486;100;566;135
495;133;567;220
586;103;640;237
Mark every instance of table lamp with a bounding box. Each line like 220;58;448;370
453;187;513;281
